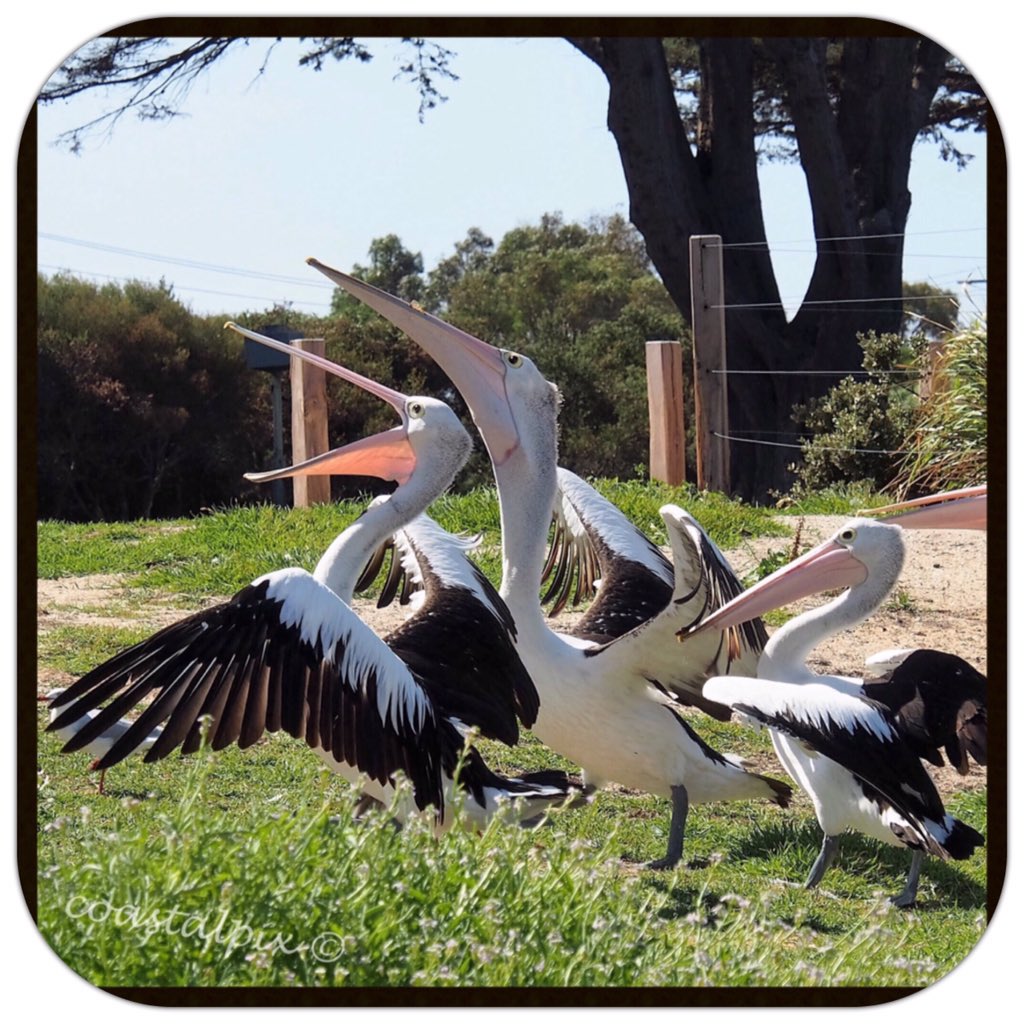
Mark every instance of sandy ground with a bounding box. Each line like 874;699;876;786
37;515;989;792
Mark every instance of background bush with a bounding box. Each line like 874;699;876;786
789;322;986;499
37;216;688;521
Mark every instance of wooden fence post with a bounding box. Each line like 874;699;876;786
645;340;685;485
290;338;331;507
689;235;731;493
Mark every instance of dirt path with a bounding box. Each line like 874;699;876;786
37;514;989;673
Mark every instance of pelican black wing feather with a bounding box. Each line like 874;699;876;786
726;686;979;859
863;649;987;774
48;569;453;812
384;557;538;746
541;470;676;644
353;515;539;743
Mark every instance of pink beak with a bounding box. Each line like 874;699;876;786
226;322;417;485
678;535;870;640
305;258;521;466
864;484;987;531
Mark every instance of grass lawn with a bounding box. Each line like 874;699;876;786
30;484;990;996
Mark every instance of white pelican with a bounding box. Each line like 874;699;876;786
682;518;985;906
48;334;572;828
303;261;792;869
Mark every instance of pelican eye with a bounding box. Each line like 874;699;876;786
407;401;426;419
838;527;857;543
503;351;524;368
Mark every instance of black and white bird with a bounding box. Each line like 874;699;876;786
48;328;573;829
683;517;985;906
862;648;987;775
304;260;792;869
367;466;765;723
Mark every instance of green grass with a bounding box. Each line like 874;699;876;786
774;481;891;517
38;486;789;600
34;492;989;992
37;708;987;989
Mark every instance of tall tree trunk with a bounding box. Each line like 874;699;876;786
569;35;948;501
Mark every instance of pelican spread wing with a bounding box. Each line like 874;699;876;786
586;505;767;720
49;567;457;812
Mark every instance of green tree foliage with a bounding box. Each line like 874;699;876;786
791;332;924;494
38;274;274;520
38;215;690;520
420;213;688;483
901;280;960;340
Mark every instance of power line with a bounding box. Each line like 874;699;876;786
736;248;986;260
38;264;334;309
708;227;984;248
38;232;334;290
711;293;958;310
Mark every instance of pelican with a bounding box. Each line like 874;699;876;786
303;260;792;869
49;331;574;829
682;517;985;906
366;466;764;722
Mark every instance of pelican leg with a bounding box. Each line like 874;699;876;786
351;792;401;831
805;834;840;888
891;850;925;909
647;785;689;870
89;760;107;796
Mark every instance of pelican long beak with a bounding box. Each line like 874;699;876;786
226;321;409;414
861;485;987;531
226;322;416;485
244;427;417;486
305;258;520;465
677;536;869;640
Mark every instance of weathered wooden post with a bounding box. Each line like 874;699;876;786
689;235;731;493
645;339;685;485
290;338;331;507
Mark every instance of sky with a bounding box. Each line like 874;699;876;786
6;0;1014;1018
31;31;988;322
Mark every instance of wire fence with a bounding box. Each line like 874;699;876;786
690;227;984;465
713;432;911;456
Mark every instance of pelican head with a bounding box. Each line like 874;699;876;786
304;259;560;470
679;518;906;639
225;322;472;493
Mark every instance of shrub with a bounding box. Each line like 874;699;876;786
790;332;924;495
